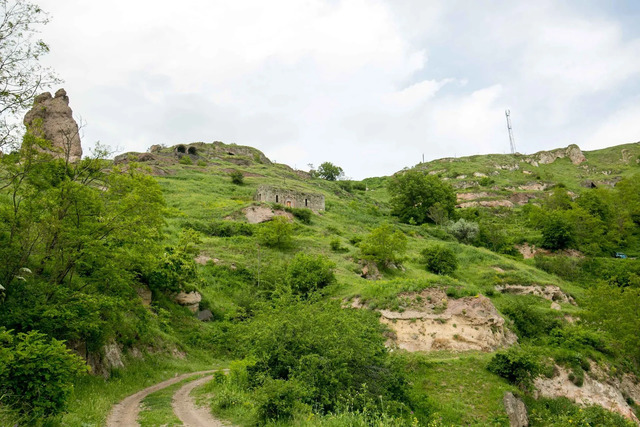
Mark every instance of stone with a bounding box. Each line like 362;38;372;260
503;392;529;427
197;309;213;321
136;286;152;306
551;302;562;311
23;89;83;162
173;291;202;313
255;185;325;211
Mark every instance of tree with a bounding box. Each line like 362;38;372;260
0;0;59;149
388;170;456;225
540;211;574;250
359;223;407;267
285;253;335;296
421;244;458;275
316;161;344;181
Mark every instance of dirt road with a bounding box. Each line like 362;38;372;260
105;370;221;427
172;374;228;426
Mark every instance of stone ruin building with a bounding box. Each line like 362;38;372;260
255;185;325;211
23;88;83;162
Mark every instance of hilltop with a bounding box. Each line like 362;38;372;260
1;137;639;426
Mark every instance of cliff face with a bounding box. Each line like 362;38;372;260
23;88;83;162
524;144;587;166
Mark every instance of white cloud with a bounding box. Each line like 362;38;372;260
34;0;640;178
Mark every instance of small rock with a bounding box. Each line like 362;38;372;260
551;302;562;311
503;392;529;427
197;309;213;321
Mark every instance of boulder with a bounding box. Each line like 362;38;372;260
503;392;529;427
197;309;213;321
23;89;83;162
173;291;202;313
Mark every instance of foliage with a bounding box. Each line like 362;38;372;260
179;155;193;165
540;211;574;250
359;223;408;267
183;219;254;237
256;216;294;249
0;328;87;419
230;170;244;185
147;230;201;293
421;244;458;275
255;377;310;423
447;218;479;244
487;347;540;390
501;299;562;339
316;161;344;181
285;206;312;224
584;283;640;364
0;0;60;148
285;253;336;296
236;300;412;422
526;396;635;427
388;170;456;225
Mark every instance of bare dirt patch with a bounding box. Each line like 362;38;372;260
243;206;293;224
367;288;517;352
495;284;575;305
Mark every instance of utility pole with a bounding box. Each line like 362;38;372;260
505;109;517;154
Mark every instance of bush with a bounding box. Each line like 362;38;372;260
502;299;562;339
257;216;294;249
359;224;407;267
285;207;312;224
255;378;310;424
285;253;336;296
183;219;254;237
447;218;479;244
179;155;193;165
329;238;346;252
230;171;244;185
540;211;574;250
388;171;456;225
0;329;87;418
421;245;458;275
487;347;540;390
239;301;411;417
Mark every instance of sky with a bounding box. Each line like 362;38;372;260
35;0;640;179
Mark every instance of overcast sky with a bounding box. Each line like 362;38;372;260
36;0;640;179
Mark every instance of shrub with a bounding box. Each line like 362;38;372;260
230;171;244;185
0;329;87;418
197;160;207;167
447;218;479;244
487;347;540;390
421;245;458;275
255;378;310;424
285;207;312;224
359;224;407;267
388;171;456;225
502;299;562;339
329;238;345;252
285;253;336;296
179;155;193;165
257;216;294;249
540;211;574;250
183;219;254;237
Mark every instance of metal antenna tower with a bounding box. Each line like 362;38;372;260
505;109;516;154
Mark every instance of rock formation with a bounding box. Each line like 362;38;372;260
503;392;529;427
23;88;83;162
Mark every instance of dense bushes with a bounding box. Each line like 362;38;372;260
285;253;336;296
501;299;562;339
257;216;294;249
487;347;540;390
421;244;458;275
231;301;413;424
359;224;407;267
0;329;87;419
285;206;312;224
388;170;456;225
183;219;254;237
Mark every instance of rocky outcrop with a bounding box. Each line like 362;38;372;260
173;291;202;313
503;392;529;427
24;89;82;162
525;144;586;166
364;288;517;352
495;284;575;305
86;339;125;378
535;365;639;423
243;206;294;224
457;200;514;208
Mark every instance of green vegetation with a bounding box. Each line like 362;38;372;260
2;125;640;425
316;161;344;181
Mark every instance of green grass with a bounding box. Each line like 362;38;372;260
59;355;226;427
137;376;207;427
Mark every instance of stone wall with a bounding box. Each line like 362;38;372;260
255;185;325;211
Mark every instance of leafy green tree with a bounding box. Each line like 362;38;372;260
540;211;574;250
0;328;87;418
447;218;479;244
421;244;458;275
359;223;407;267
388;170;456;224
257;216;293;249
285;253;335;296
238;300;411;419
316;161;344;181
0;0;60;148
